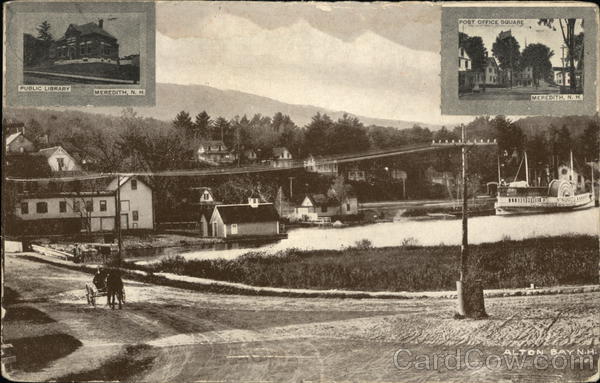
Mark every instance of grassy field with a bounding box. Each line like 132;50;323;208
131;235;598;292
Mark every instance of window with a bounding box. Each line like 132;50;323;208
73;200;80;212
57;157;65;170
80;43;85;54
321;206;327;213
85;200;94;212
59;201;67;213
203;192;210;201
231;223;238;234
132;210;139;221
21;202;29;214
36;202;48;214
131;179;137;190
346;203;350;211
100;200;107;212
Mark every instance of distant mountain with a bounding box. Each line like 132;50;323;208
514;115;596;137
89;83;443;130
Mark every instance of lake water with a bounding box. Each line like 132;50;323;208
133;207;599;264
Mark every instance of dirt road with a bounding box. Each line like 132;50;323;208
3;254;598;382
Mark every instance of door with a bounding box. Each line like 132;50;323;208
120;213;129;231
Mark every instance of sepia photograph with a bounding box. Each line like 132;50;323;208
458;18;584;100
23;13;141;85
4;1;155;107
2;2;599;383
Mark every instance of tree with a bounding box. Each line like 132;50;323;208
211;117;231;143
579;118;599;161
172;111;193;138
492;34;520;73
538;18;582;91
491;116;524;154
304;113;333;155
327;114;370;155
459;32;487;71
521;43;554;85
36;21;53;42
193;111;212;139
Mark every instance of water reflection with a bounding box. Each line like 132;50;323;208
133;207;599;264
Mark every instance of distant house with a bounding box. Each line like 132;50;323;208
50;19;119;65
197;140;235;164
425;166;455;186
189;186;221;217
272;147;293;168
294;193;358;221
6;131;36;153
553;67;581;87
13;176;153;234
38;146;81;172
209;197;280;238
304;154;338;175
347;167;367;182
483;57;499;85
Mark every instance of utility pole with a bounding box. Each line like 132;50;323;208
561;44;567;87
288;177;295;199
432;127;496;318
115;174;122;267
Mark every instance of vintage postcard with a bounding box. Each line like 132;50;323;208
2;2;599;383
4;1;155;107
442;4;598;115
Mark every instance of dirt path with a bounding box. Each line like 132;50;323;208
3;254;598;382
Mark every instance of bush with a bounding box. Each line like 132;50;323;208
125;235;597;292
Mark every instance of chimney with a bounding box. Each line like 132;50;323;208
98;19;103;29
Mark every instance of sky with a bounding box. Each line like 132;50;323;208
22;12;141;57
460;18;584;68
155;2;470;126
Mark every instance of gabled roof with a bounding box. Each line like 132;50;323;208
6;132;25;146
64;22;117;40
215;203;279;224
38;146;68;158
304;193;339;207
485;57;498;69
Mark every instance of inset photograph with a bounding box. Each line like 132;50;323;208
458;18;583;101
23;14;141;85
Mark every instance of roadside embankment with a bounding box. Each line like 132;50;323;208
127;235;599;292
11;234;600;300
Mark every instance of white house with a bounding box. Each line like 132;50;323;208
484;57;499;85
458;47;472;71
272;147;293;168
106;176;154;230
294;193;358;221
304;154;338;175
15;176;154;233
38;146;81;172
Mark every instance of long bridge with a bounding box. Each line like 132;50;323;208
6;141;494;182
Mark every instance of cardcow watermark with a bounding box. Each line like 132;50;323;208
393;348;597;371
